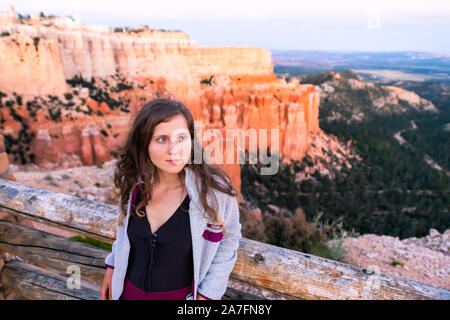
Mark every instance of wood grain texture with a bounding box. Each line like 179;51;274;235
0;220;261;300
0;178;117;242
231;238;450;300
0;220;108;285
1;178;449;300
1;260;100;300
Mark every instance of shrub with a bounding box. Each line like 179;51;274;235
49;181;59;187
390;258;404;267
240;200;351;262
263;208;328;253
318;232;347;261
200;75;214;86
74;180;83;188
239;205;268;243
33;37;40;51
15;95;22;106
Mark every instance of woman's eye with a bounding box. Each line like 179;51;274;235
156;135;187;143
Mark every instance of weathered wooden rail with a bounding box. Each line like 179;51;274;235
0;178;449;300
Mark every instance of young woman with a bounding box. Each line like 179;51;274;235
100;98;242;300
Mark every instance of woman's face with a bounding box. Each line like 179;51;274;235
148;114;192;174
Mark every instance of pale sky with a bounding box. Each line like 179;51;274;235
2;0;450;52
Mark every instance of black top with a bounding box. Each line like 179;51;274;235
125;189;193;292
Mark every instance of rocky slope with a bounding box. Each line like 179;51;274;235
327;229;450;290
298;71;439;123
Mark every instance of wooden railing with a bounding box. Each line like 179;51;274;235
0;178;449;300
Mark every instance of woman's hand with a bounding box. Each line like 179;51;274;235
101;267;114;300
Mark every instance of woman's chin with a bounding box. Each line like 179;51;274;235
162;164;185;173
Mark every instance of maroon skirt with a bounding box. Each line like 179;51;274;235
119;276;193;300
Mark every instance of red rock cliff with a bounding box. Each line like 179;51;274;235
0;7;320;191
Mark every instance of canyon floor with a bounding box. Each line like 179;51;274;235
9;159;450;294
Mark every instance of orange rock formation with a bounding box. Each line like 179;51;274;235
0;7;320;191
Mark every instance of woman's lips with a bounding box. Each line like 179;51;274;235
166;159;181;164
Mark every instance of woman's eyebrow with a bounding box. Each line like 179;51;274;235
153;133;187;138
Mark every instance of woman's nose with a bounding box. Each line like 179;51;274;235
167;139;182;153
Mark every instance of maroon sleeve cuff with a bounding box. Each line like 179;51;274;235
197;292;213;300
105;264;114;269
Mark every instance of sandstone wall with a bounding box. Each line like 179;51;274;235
0;20;273;97
0;9;320;191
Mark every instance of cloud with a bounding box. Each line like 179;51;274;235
2;0;449;52
5;0;450;22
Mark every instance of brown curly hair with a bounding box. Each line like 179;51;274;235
113;98;238;233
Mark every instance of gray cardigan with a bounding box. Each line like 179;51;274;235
104;166;242;300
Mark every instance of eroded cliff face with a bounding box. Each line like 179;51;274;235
0;11;273;98
0;8;320;191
